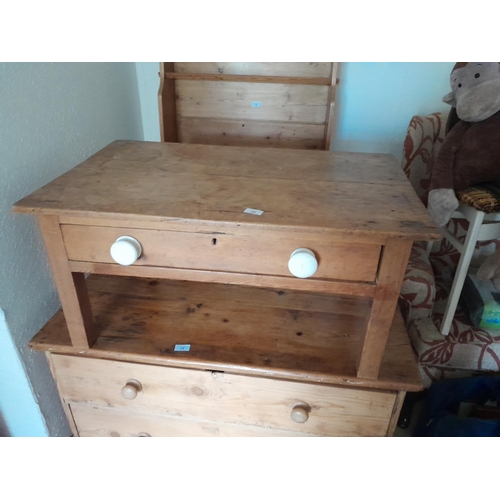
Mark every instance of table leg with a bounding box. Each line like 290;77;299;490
38;215;96;349
357;239;412;380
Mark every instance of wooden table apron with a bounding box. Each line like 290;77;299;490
13;141;439;381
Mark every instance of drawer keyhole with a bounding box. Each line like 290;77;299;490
212;238;217;246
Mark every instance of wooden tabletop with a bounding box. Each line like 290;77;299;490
13;140;439;240
30;275;423;392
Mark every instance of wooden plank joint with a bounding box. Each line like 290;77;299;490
164;72;331;86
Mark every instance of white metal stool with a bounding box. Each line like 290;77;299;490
429;201;500;335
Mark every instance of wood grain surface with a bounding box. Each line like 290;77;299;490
30;275;423;392
61;223;381;282
13;141;439;241
176;81;329;123
71;404;317;437
178;117;325;150
173;62;333;78
37;215;96;348
158;62;178;142
357;239;413;380
162;62;335;150
165;73;331;86
53;354;396;437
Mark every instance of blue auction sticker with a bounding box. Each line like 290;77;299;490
174;344;191;352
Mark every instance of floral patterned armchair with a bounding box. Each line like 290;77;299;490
399;112;500;388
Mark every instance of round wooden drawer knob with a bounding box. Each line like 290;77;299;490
121;379;143;400
288;248;318;278
110;236;142;266
290;403;311;423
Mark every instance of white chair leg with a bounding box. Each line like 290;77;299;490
440;209;485;335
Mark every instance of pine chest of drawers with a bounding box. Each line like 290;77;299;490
49;352;397;437
14;141;438;436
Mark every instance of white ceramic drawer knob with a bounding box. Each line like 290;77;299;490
121;379;143;400
290;403;311;424
288;248;318;278
110;236;142;266
137;432;151;437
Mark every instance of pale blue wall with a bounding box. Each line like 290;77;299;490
0;63;143;436
136;62;161;142
135;62;455;157
0;310;47;436
332;62;455;159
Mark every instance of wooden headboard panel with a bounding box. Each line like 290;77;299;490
158;62;339;150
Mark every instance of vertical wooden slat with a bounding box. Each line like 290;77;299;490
38;215;96;349
357;239;412;380
323;62;339;151
158;62;179;142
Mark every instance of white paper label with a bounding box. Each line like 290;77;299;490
243;208;264;216
174;344;191;352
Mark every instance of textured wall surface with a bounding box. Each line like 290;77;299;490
135;62;455;156
0;62;143;436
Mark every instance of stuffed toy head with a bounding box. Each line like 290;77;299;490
443;62;500;122
427;62;500;227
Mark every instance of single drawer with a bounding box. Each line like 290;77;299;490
52;355;396;436
71;404;313;437
61;224;381;282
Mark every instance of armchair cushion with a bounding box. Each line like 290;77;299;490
408;315;500;388
400;112;500;387
403;237;500;387
402;112;447;206
399;242;436;323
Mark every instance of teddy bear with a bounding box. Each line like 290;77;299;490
428;62;500;227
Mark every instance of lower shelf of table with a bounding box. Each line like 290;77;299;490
31;275;422;393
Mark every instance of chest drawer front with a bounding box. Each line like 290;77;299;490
61;224;380;282
52;355;395;436
71;404;313;437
